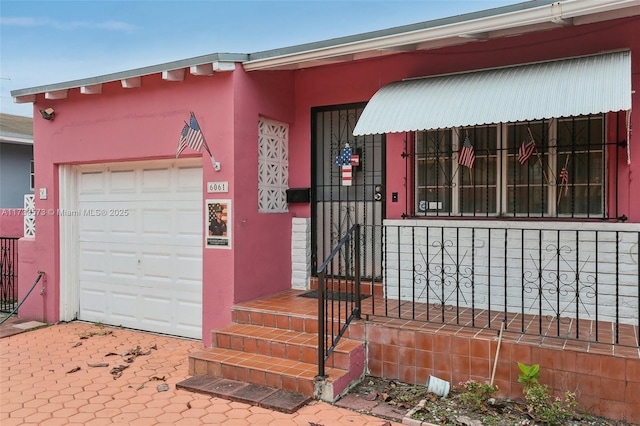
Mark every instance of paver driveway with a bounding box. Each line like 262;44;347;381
0;321;400;425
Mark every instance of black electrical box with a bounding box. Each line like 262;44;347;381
286;188;311;203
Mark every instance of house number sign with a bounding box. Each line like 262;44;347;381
207;181;229;193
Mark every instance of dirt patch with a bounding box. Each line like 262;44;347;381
346;376;633;425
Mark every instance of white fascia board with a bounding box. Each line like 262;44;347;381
13;94;36;104
0;136;33;145
243;0;639;71
45;90;69;100
80;84;102;95
121;77;141;88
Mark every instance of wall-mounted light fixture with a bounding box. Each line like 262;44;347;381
39;108;55;121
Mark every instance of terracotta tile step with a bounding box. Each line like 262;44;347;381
231;306;319;333
309;277;384;296
188;347;349;397
231;305;362;339
176;375;312;414
211;323;363;370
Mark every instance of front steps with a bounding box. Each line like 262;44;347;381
186;293;366;402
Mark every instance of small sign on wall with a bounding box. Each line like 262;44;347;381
206;199;231;249
207;181;229;193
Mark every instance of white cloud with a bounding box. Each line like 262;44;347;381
0;16;137;33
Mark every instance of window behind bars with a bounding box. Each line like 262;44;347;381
414;114;608;218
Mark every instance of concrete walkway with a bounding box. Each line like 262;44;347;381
0;321;401;425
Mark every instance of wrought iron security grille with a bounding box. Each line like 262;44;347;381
0;238;18;313
408;113;626;220
311;103;385;281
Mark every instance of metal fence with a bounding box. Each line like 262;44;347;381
1;238;19;313
373;221;639;347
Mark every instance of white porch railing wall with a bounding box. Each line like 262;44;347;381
384;219;639;327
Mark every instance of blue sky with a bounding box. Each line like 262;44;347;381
1;0;520;117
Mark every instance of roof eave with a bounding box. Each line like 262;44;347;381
0;135;33;145
242;0;640;71
11;53;248;99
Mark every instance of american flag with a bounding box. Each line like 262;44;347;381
559;166;569;195
517;134;537;165
185;113;205;151
341;165;352;186
458;136;475;169
176;113;205;158
335;146;353;166
176;124;189;157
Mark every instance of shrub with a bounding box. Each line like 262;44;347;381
456;380;499;410
524;382;577;425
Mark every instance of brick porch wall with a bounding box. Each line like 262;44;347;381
348;322;640;423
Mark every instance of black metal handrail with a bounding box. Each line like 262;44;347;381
316;224;361;379
0;270;44;325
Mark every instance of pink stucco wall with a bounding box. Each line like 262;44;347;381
20;70;297;345
231;69;296;303
0;212;23;238
17;14;640;346
289;16;640;221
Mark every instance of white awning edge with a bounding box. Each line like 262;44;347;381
353;51;632;135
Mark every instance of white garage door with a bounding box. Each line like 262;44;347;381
76;159;203;339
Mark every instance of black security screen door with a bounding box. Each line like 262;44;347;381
311;103;385;280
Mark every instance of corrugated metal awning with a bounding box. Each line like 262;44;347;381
353;51;631;135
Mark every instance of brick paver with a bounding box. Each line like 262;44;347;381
1;322;400;425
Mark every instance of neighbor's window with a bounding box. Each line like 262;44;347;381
30;160;35;191
414;114;605;218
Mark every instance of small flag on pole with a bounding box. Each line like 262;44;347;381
176;112;221;170
517;134;537;165
559;167;569;195
185;113;205;151
176;124;189;157
559;154;570;196
458;136;475;169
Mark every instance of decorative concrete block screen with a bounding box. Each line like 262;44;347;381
258;117;289;213
384;219;640;326
24;194;35;238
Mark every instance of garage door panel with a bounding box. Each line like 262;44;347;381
110;250;138;278
141;253;173;281
178;167;204;190
77;159;203;339
110;292;138;322
110;170;137;192
141;168;171;191
141;296;173;323
80;230;201;248
177;208;202;236
176;255;202;281
78;214;108;234
79;171;106;194
79;286;107;319
79;248;108;275
141;209;173;236
175;300;202;328
109;213;137;235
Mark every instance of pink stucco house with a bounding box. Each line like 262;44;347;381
11;0;640;421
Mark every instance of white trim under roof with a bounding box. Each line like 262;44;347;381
0;134;33;145
243;0;640;71
352;50;632;135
